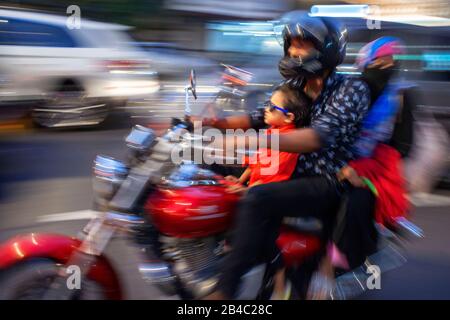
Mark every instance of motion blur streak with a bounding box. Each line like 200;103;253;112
13;242;24;259
0;1;449;300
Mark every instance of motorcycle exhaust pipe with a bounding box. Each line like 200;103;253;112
139;262;178;297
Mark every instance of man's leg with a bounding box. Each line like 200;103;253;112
334;187;377;269
216;176;341;298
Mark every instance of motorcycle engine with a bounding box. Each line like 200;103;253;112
159;235;225;298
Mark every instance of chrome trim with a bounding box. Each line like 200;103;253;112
93;155;128;205
93;155;128;180
126;125;156;151
184;213;226;221
161;162;220;188
173;162;217;179
162;179;221;188
185;276;218;298
139;262;177;296
162;124;188;142
105;211;145;228
395;217;425;238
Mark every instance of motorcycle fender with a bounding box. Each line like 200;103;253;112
0;233;122;299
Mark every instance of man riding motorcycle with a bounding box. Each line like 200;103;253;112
204;11;371;299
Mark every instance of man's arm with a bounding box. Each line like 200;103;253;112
217;127;321;154
268;128;322;153
203;108;267;130
256;79;370;154
209;77;370;154
204;115;253;130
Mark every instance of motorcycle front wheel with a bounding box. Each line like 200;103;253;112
0;258;106;300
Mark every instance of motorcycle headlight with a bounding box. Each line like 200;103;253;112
92;155;129;204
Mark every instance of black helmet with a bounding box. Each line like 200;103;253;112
274;11;348;77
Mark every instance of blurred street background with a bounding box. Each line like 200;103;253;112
1;0;450;299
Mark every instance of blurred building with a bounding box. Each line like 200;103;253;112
347;0;450;19
163;0;294;50
166;0;291;19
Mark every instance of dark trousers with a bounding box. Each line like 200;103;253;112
333;187;378;270
217;176;342;298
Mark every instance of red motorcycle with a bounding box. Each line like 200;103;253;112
0;71;422;300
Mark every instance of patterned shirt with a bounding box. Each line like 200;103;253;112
296;72;370;181
250;72;370;181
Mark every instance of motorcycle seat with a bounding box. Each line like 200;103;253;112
282;217;323;234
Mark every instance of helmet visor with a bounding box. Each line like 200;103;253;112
272;21;306;46
272;20;287;46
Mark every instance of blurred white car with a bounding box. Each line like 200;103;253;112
0;9;159;127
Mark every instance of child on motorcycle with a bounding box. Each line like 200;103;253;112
224;83;311;299
224;83;310;193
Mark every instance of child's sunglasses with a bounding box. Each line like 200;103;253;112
264;101;289;115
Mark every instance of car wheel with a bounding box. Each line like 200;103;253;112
32;82;109;129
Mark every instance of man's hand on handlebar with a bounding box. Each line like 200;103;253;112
202;117;219;127
197;115;253;130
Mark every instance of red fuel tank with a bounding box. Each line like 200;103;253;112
145;186;240;238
